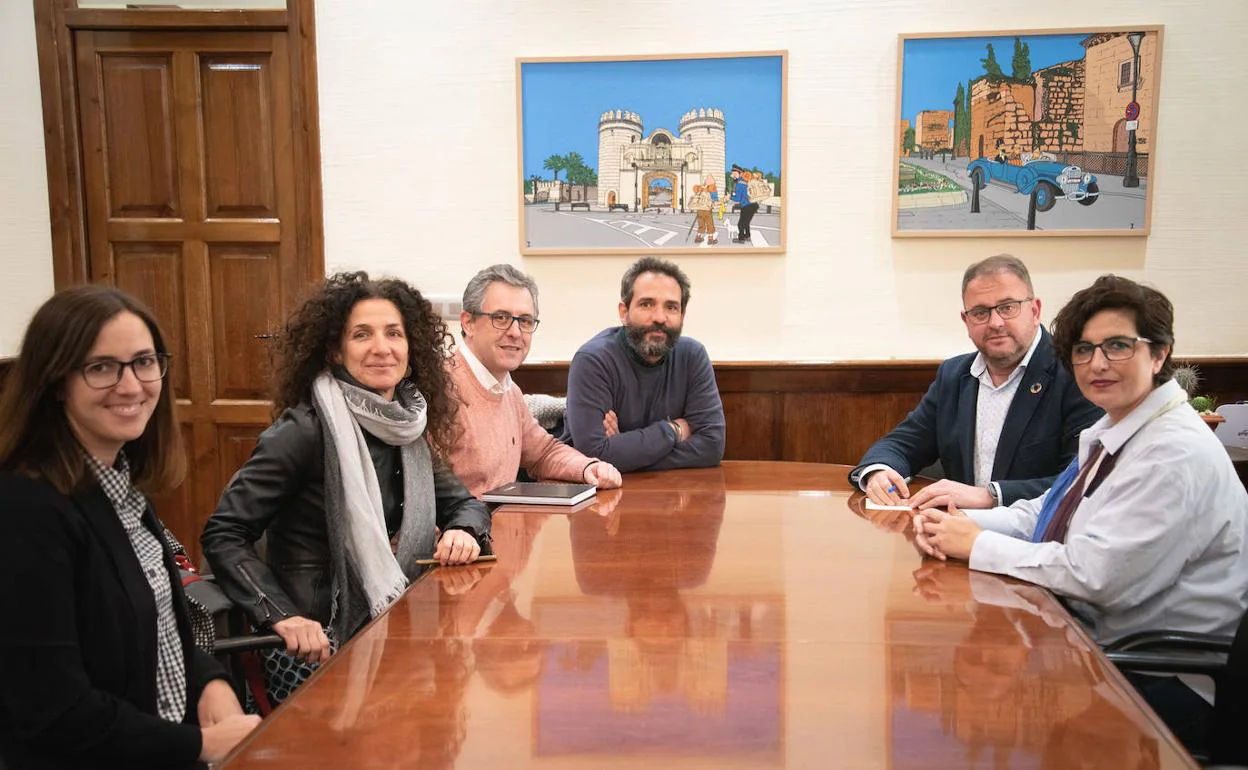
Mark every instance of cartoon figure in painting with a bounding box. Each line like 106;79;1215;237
688;184;716;246
994;138;1010;164
747;171;771;208
706;177;726;229
729;165;757;243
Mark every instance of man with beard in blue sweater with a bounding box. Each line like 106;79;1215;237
562;257;726;472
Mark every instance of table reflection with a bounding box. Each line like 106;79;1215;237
891;561;1162;770
529;484;783;759
286;598;471;769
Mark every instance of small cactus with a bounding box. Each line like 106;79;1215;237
1190;395;1216;414
1172;364;1201;397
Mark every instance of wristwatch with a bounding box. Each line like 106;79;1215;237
987;483;1002;506
665;419;682;443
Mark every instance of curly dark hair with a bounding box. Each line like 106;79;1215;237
1050;274;1175;387
272;271;459;455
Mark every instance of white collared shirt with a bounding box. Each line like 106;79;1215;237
969;327;1042;488
968;378;1248;645
459;339;513;395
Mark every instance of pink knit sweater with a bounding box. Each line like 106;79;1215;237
446;349;596;498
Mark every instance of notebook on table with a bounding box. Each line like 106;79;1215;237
482;481;597;506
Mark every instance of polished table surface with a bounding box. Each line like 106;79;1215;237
222;462;1196;769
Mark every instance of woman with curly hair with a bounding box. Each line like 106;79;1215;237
202;272;491;704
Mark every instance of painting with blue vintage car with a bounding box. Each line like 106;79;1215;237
893;28;1162;235
966;152;1099;212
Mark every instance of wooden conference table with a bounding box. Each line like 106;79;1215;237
221;462;1196;769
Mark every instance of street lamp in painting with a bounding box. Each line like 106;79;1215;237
1123;31;1145;189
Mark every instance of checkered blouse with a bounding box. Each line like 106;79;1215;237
85;453;187;723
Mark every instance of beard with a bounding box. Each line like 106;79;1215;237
625;321;682;360
978;329;1029;372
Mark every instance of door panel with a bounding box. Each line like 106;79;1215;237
217;428;262;492
209;244;283;401
201;55;277;218
112;242;190;397
98;53;180;219
76;28;306;562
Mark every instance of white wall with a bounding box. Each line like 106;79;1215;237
0;0;54;357
2;0;1246;360
316;0;1248;361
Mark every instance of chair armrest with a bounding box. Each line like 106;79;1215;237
214;634;284;656
1105;649;1230;676
1104;630;1235;654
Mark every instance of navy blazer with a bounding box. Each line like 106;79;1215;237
850;328;1102;504
0;472;228;770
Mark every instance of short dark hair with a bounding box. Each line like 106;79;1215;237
620;257;691;311
1050;274;1175;386
961;254;1034;297
0;285;185;496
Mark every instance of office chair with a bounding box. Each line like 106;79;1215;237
1105;608;1248;767
162;528;284;713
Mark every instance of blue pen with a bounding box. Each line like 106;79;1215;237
886;484;897;494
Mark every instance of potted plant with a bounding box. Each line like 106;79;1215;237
1172;364;1224;430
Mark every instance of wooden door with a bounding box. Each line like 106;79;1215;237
74;27;311;561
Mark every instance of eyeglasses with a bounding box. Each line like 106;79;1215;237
963;297;1034;325
1071;336;1152;365
471;311;540;333
78;354;171;389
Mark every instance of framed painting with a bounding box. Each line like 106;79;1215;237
892;27;1163;237
516;51;787;255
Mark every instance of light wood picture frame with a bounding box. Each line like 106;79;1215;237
892;27;1163;237
517;51;787;255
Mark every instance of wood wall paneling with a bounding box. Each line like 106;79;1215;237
720;392;781;460
512;359;1248;466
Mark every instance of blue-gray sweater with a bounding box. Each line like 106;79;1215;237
562;327;726;472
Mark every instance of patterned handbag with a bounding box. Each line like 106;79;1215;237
158;526;232;654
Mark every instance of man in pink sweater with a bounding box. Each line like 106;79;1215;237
447;264;622;498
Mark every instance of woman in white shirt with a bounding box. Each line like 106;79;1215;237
914;274;1248;754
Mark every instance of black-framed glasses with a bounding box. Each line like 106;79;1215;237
78;354;171;389
1071;336;1153;365
471;311;540;333
963;297;1034;324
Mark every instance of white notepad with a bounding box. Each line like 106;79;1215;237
863;499;913;511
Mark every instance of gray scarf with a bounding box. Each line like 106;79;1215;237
313;372;436;642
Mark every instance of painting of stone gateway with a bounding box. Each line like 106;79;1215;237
517;52;786;255
893;27;1163;237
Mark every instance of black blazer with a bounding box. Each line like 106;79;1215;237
0;472;228;770
850;328;1103;504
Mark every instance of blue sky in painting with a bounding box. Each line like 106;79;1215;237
900;34;1087;127
520;55;783;179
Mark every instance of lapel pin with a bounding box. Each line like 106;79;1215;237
1030;382;1043;394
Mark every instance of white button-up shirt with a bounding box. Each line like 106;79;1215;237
968;328;1041;488
459;340;513;395
968;378;1248;644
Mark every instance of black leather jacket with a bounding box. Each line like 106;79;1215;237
201;402;491;633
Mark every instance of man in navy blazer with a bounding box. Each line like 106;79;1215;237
851;255;1101;509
